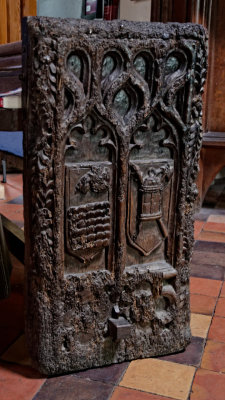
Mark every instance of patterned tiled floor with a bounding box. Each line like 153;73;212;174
0;174;225;400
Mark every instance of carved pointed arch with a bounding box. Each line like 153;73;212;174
127;109;180;262
64;109;118;273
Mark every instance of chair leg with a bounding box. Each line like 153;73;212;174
2;159;6;183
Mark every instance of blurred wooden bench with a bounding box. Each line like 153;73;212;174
0;40;23;181
0;40;22;133
0;40;24;298
198;132;225;205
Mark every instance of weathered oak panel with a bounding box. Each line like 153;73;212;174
22;17;207;375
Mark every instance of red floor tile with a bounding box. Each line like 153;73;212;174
220;282;225;297
194;221;205;239
111;387;172;400
1;187;22;203
190;368;225;400
208;316;225;343
201;340;225;373
198;231;225;243
0;204;24;222
0;173;23;193
215;297;225;318
190;294;217;315
0;362;45;400
204;222;225;233
3;174;23;190
190;277;222;297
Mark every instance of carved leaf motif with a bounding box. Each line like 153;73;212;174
75;166;110;194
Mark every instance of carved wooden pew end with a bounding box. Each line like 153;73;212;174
22;17;207;375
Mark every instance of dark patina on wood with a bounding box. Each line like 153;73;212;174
22;17;207;375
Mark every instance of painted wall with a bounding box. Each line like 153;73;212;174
119;0;151;21
37;0;83;18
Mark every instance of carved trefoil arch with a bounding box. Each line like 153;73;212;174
22;18;207;375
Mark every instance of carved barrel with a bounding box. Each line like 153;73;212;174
22;17;207;374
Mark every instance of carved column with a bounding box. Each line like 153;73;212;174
22;17;207;375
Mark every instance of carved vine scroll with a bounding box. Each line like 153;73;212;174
23;18;207;374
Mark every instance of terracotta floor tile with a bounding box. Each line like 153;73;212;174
191;251;225;267
3;174;23;190
198;230;225;243
203;222;225;233
220;282;225;297
190;294;217;315
194;221;205;239
75;361;129;384
201;340;225;373
190;313;212;338
33;375;114;400
111;387;172;400
207;214;225;224
215;297;225;318
194;240;225;253
190;263;224;281
190;277;222;297
190;368;225;400
0;362;45;400
159;336;204;367
1;186;22;203
0;175;23;193
1;335;32;367
208;316;225;342
120;358;195;400
0;204;24;222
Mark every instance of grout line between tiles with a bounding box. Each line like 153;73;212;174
31;379;47;400
196;280;224;372
118;384;178;400
187;270;225;398
115;362;130;386
187;366;198;400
